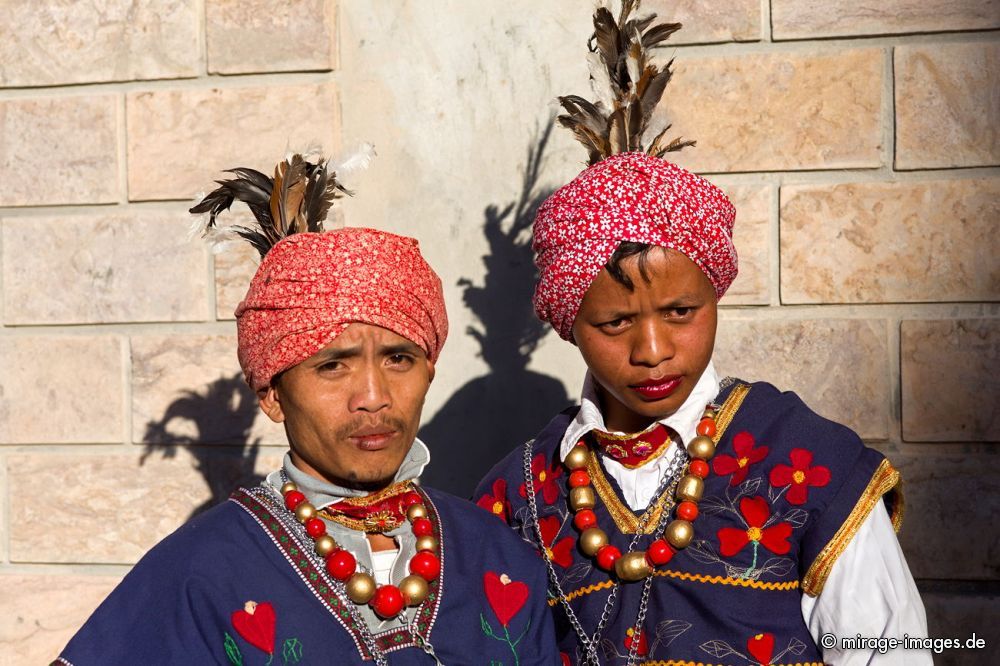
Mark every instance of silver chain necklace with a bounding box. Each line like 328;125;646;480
523;438;688;666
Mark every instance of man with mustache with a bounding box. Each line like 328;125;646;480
56;153;559;665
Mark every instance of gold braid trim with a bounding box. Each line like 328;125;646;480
547;557;797;606
586;383;752;534
317;480;414;533
801;459;902;597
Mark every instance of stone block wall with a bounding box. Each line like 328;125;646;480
1;1;996;662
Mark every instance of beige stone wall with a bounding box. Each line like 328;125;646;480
1;1;996;662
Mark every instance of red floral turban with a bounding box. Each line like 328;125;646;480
532;152;737;341
235;228;448;393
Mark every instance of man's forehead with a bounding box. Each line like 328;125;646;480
314;323;424;355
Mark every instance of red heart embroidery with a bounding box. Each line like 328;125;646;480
231;601;276;655
747;632;775;665
483;571;529;627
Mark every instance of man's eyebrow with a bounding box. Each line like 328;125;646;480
313;345;362;362
381;342;423;356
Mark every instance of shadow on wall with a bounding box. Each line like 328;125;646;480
141;372;265;521
419;121;572;499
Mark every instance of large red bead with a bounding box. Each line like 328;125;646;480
595;545;622;571
645;539;675;566
573;509;597;531
305;517;327;538
284;490;306;510
688;460;710;479
409;551;441;581
568;470;591;488
696;418;717;438
325;549;357;581
401;492;423;509
411;517;433;537
676;501;699;522
370;585;405;619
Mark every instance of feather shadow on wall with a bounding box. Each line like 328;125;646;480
419;121;572;498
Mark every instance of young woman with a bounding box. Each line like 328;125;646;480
474;5;927;665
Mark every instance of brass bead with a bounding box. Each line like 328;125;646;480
399;574;430;606
564;445;589;471
569;486;596;511
294;502;316;523
345;572;376;604
614;551;653;582
664;519;694;549
578;528;609;556
314;535;337;557
280;481;298;495
702;408;717;421
675;475;704;502
406;504;428;521
415;535;438;553
687;435;716;461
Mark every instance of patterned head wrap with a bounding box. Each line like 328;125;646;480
532;152;737;341
235;228;448;393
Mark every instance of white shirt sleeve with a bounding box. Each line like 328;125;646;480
801;502;932;665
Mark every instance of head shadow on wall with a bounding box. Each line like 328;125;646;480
419;121;572;498
140;372;265;521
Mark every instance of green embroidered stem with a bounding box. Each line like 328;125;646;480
502;626;520;666
742;541;760;578
223;632;243;666
264;654;273;666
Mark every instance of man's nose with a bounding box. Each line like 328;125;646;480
348;365;391;413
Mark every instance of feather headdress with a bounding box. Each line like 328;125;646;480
558;0;693;164
189;146;374;258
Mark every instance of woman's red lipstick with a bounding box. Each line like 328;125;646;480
630;376;682;401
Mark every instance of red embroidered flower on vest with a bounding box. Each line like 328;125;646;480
231;600;276;655
538;516;575;568
476;478;510;522
483;572;529;627
747;632;775;665
717;496;792;557
769;448;831;505
518;453;563;505
624;627;649;656
712;431;769;486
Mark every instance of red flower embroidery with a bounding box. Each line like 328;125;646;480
712;431;769;486
518;453;563;505
231;601;276;655
769;448;831;505
624;627;649;656
483;571;529;627
747;632;775;665
538;516;575;568
476;478;510;522
560;653;572;666
717;496;792;557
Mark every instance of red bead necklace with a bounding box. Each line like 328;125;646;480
280;481;440;619
564;406;718;581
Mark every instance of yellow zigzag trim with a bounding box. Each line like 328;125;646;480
548;569;797;605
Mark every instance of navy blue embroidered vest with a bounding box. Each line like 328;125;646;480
474;380;903;666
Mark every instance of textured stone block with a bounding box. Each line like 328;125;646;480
0;336;124;444
923;591;1000;666
896;43;1000;169
894;454;999;581
647;0;760;44
780;179;999;303
714;318;890;440
901;319;999;442
719;184;771;305
206;0;337;74
127;84;339;200
772;0;1000;39
212;213;262;319
2;213;208;325
7;451;283;563
665;49;883;172
0;573;122;666
0;1;198;87
0;96;118;206
131;334;285;446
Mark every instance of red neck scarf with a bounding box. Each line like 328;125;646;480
318;481;417;534
590;422;673;469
